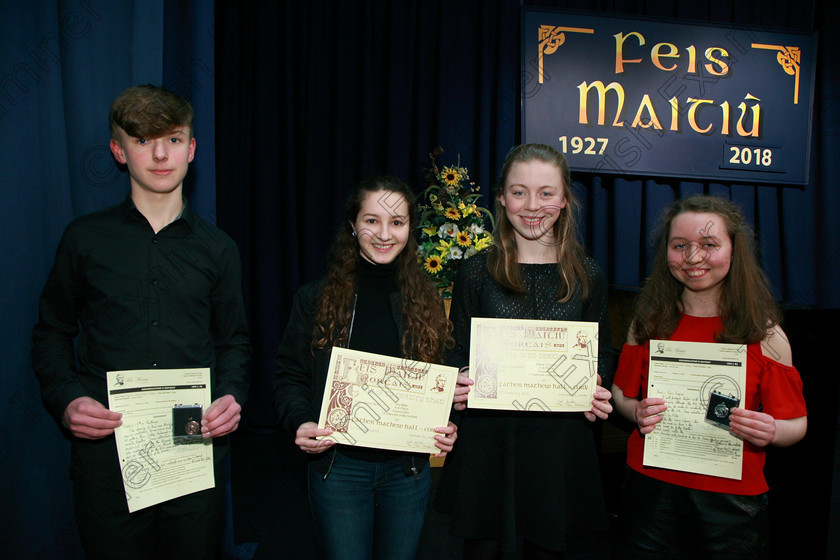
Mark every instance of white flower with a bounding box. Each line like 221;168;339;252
469;224;485;235
464;247;478;258
449;247;464;260
438;223;460;238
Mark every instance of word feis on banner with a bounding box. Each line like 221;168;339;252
522;9;817;185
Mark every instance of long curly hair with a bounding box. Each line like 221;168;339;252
487;143;589;303
632;195;781;344
312;176;454;363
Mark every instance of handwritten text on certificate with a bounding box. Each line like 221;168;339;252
644;340;747;480
107;368;214;512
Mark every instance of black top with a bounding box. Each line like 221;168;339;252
341;256;402;462
274;259;429;476
32;198;251;483
437;251;612;555
447;252;613;384
348;256;401;358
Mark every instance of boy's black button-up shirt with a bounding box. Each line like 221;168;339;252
32;197;250;483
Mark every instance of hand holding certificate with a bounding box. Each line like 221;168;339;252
468;318;599;412
316;348;457;454
107;368;214;512
643;340;747;479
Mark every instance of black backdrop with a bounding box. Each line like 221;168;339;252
214;0;840;426
3;0;838;558
215;2;840;557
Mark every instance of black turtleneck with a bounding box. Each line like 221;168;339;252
340;254;405;462
348;255;401;358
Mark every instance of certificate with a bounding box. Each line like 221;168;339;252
107;368;214;513
468;317;598;411
316;348;457;454
643;340;747;479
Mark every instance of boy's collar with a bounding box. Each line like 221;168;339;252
119;196;196;229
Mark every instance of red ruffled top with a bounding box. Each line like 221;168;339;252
613;314;806;495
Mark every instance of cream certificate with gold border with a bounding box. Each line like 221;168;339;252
468;317;598;412
316;348;457;453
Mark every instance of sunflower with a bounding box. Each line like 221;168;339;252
417;151;494;296
444;206;461;220
440;166;463;187
455;231;472;247
424;254;444;274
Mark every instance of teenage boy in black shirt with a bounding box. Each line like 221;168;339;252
32;84;250;559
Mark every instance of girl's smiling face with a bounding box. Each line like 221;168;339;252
667;211;733;298
500;159;567;245
352;190;410;265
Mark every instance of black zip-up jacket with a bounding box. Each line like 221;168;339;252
273;279;427;478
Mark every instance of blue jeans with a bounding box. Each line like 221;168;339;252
308;451;431;560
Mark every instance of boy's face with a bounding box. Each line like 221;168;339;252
110;126;195;197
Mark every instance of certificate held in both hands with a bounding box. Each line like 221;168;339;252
468;317;599;412
107;368;214;513
316;347;457;453
643;340;747;480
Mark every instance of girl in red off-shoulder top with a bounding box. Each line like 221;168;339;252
612;195;806;560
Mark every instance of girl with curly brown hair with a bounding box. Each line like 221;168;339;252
274;175;456;560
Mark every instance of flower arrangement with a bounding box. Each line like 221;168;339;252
417;148;494;298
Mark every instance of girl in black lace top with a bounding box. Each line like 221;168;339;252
439;144;614;560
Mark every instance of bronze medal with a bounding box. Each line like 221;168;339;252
185;419;200;435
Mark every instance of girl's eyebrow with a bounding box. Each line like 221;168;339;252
359;212;408;221
669;234;721;242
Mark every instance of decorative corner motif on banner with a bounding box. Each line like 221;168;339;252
752;43;801;104
538;25;594;84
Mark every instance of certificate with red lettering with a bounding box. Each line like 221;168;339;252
316;348;457;453
468;318;599;411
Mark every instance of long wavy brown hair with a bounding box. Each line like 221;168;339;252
487;143;589;303
632;195;781;344
312;176;454;363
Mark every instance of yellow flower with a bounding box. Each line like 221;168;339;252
436;239;452;256
422;225;438;237
475;235;493;251
433;202;444;212
440;166;462;187
424;254;444;274
456;232;472;247
444;207;461;220
461;203;476;217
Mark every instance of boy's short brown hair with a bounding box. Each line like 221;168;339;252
109;84;194;140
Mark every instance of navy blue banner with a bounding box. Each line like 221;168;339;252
522;9;817;185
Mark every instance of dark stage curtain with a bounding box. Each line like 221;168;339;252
215;0;839;422
1;1;216;558
215;0;522;428
215;1;838;558
4;0;837;557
